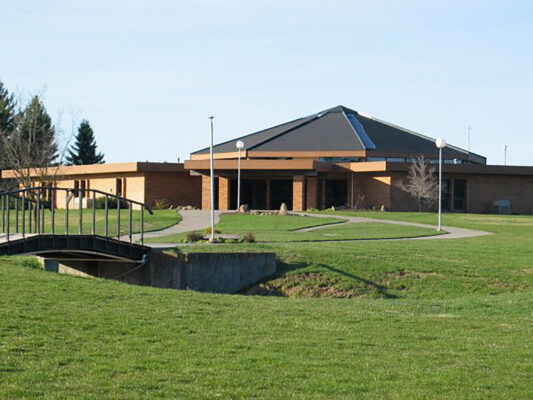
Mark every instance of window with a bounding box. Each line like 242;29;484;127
116;178;126;197
81;180;86;197
453;179;467;212
116;179;122;197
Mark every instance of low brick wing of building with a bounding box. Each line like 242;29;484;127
185;105;533;214
1;162;201;210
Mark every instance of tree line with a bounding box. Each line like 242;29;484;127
0;79;105;183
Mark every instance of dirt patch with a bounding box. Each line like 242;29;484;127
243;272;386;298
384;270;444;281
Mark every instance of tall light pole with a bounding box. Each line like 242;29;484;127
236;140;244;211
504;145;508;166
435;137;447;231
209;116;215;242
467;125;471;152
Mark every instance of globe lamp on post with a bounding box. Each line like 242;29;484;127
435;137;447;231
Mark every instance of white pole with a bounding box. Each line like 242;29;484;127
209;116;215;242
504;145;507;166
237;148;241;211
438;147;442;231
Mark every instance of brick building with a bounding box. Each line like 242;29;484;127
185;105;533;214
1;162;201;210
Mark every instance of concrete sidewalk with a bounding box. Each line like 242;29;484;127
144;210;222;239
125;210;223;246
295;212;492;240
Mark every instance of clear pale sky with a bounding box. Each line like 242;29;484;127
1;1;532;165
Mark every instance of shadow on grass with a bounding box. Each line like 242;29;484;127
242;260;398;299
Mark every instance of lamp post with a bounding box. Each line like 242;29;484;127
209;116;215;242
236;140;244;211
435;137;447;231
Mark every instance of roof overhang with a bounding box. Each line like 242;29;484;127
1;162;186;179
342;161;533;176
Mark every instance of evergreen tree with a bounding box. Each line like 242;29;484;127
0;80;17;169
65;120;104;165
16;96;58;166
0;80;16;135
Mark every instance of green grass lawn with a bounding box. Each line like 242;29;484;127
146;213;441;243
1;211;532;398
1;209;181;237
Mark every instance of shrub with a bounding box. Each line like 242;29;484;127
242;232;255;243
186;231;204;242
204;226;221;235
90;197;129;209
154;198;170;210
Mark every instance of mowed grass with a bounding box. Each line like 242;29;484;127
146;213;441;243
1;212;532;398
1;209;181;237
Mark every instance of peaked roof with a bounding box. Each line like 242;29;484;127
192;105;485;163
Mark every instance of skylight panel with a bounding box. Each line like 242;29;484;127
345;112;376;150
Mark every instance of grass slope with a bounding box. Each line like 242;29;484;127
2;209;181;236
1;212;532;398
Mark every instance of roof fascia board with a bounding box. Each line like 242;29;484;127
247;150;367;158
184;159;316;171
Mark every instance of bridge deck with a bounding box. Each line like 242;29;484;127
0;234;151;261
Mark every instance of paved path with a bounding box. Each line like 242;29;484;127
294;212;492;240
129;210;222;248
144;210;222;238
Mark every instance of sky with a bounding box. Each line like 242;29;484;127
1;0;532;165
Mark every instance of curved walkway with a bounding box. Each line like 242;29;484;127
143;210;491;248
294;212;492;240
126;210;222;247
144;210;222;239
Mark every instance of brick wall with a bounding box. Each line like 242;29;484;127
218;177;230;211
144;172;201;208
355;175;391;209
53;173;144;209
389;172;423;211
202;175;211;210
293;176;305;211
306;177;318;209
466;174;533;214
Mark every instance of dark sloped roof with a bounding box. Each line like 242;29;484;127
192;105;485;163
251;112;365;152
192;115;314;154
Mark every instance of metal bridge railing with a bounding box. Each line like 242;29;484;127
0;187;153;246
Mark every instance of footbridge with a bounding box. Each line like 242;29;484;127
0;187;153;262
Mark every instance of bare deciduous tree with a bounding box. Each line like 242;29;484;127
396;156;439;212
2;96;72;195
